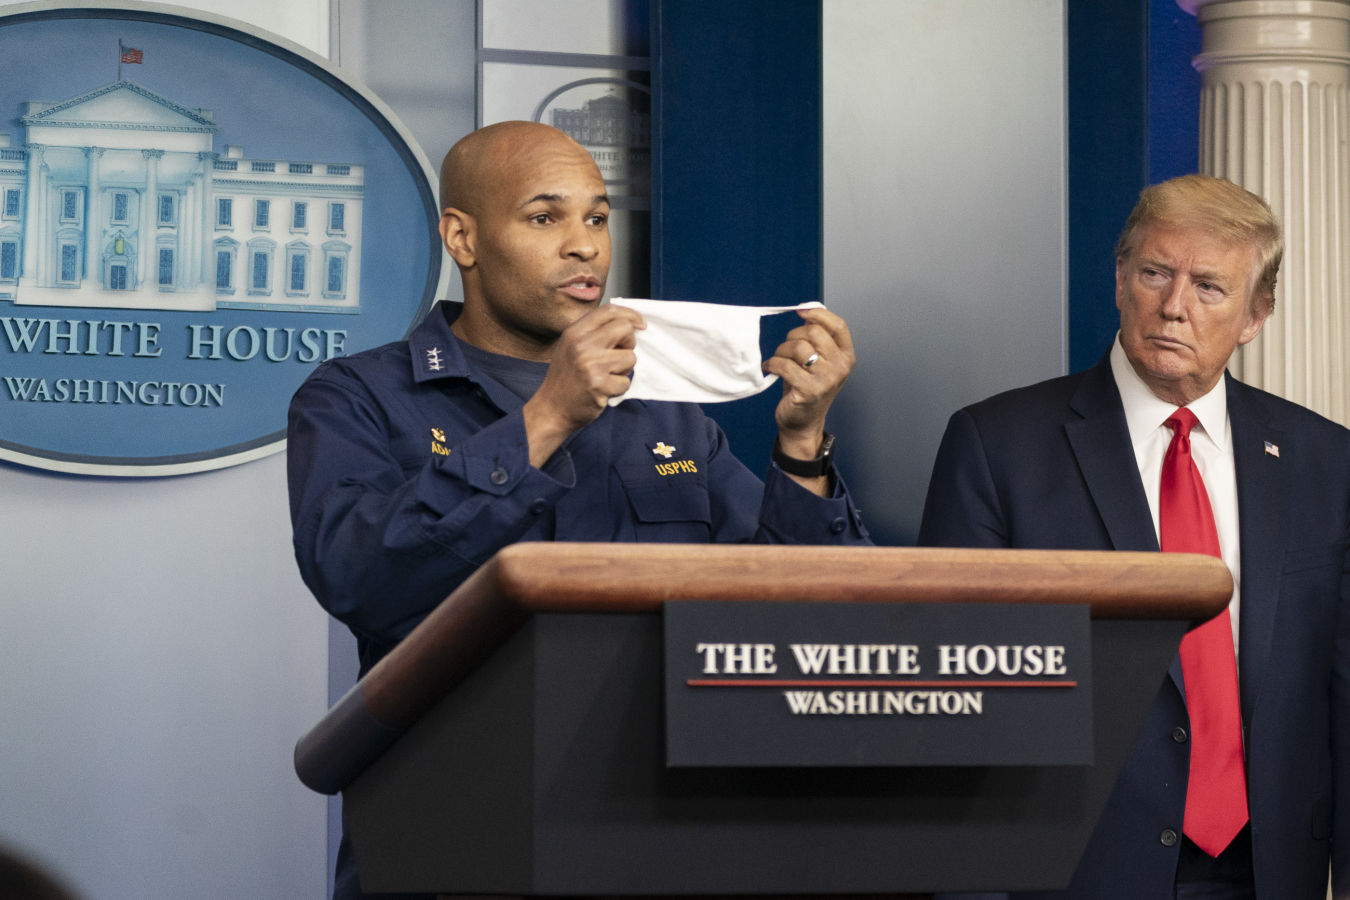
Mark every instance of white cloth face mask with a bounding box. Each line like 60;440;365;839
606;298;825;406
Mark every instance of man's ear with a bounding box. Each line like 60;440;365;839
1114;256;1127;312
440;208;476;268
1238;300;1271;346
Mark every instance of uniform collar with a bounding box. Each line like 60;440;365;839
408;301;475;383
1109;333;1229;450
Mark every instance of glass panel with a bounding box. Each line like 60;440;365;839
327;255;343;292
0;242;16;279
218;198;232;226
6;190;20;217
330;203;344;231
216;251;231;289
293;202;307;229
256;199;269;227
60;244;77;282
290;253;306;291
252;252;268;289
159;194;173;223
158;248;174;285
63;191;77;220
110;264;126;290
112;193;127;222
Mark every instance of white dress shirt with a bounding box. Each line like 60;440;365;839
1109;336;1242;656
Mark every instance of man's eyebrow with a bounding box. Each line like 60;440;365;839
594;194;610;206
518;193;565;208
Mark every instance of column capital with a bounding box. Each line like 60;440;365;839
84;146;105;158
1186;0;1350;70
198;151;217;162
142;149;165;160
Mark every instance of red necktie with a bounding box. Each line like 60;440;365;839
1161;408;1248;857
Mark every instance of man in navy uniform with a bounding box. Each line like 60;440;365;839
287;120;869;900
919;175;1350;899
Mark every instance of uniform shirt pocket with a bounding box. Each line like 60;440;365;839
615;459;712;539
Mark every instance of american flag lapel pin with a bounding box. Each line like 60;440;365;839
1264;441;1280;457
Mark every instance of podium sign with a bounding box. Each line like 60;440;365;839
664;601;1092;767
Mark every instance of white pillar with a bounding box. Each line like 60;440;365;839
1189;0;1350;424
200;151;215;290
84;146;103;285
22;144;41;279
37;161;49;287
140;149;161;290
182;177;197;289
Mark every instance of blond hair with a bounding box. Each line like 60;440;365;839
1115;174;1283;316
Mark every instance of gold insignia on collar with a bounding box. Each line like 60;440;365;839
652;442;676;458
431;427;446;442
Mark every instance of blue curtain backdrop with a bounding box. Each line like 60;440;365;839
1068;0;1201;372
650;0;822;479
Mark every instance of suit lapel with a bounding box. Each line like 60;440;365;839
1064;357;1160;553
1228;376;1289;725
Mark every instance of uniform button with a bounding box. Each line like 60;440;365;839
1173;726;1188;743
1160;829;1178;847
529;499;547;515
829;516;847;535
489;468;509;486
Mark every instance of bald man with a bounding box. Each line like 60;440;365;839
287;122;869;900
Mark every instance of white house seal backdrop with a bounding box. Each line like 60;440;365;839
0;3;440;475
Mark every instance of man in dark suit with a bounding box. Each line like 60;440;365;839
919;174;1350;899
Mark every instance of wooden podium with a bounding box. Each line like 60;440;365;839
295;544;1231;896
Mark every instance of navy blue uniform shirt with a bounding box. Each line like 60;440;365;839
288;301;870;678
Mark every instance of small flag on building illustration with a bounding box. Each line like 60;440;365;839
118;41;143;81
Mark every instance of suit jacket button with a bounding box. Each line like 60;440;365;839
829;517;847;534
490;468;509;486
1160;829;1178;847
529;499;547;515
1172;726;1188;743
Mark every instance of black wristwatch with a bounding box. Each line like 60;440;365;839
772;432;836;478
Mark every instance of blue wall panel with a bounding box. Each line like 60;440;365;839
1067;0;1149;372
651;0;821;477
1068;0;1203;371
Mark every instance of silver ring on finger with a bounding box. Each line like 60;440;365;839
804;352;820;368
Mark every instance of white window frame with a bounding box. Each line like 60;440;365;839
158;193;177;227
2;188;22;221
285;241;310;297
247;237;275;296
0;227;20;282
57;241;80;285
254;198;270;231
156;242;176;289
327;201;346;235
214;238;239;295
110;191;129;225
217;197;233;228
59;188;82;225
291;201;308;232
322;240;350;301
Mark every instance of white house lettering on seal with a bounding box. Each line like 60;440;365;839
0;79;363;315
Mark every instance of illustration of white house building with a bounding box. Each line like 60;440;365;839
0;80;363;314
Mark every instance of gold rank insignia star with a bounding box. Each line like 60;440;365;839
652;442;676;458
431;427;446;442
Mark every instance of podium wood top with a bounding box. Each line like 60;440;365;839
295;544;1231;794
488;543;1230;613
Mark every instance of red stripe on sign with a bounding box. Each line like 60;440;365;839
686;679;1078;688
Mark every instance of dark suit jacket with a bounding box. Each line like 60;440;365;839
918;354;1350;899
